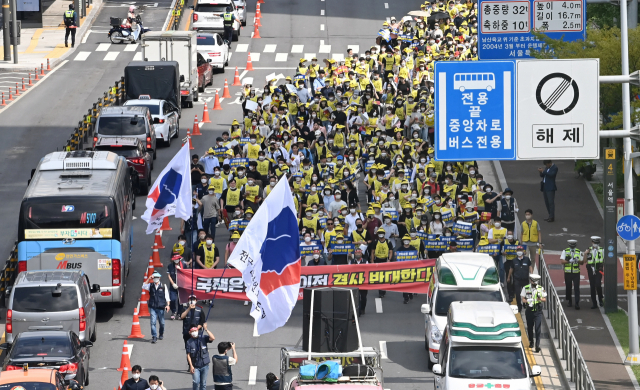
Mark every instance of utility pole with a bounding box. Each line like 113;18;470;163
2;0;10;61
9;0;16;64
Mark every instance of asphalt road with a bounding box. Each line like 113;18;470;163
0;0;438;389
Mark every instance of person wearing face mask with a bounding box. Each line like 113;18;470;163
522;274;547;353
242;177;262;212
209;168;228;202
167;254;188;319
186;324;216;390
181;295;206;358
344;204;364;234
196;234;220;270
508;245;532;313
122;365;148;390
200;148;221;175
487;217;507;281
561;239;584;309
264;177;278;199
585;236;604;309
482;184;501;219
300;230;317;265
497;187;518;233
191;155;206;192
502;231;520;301
147;375;166;390
369;227;394;298
142;271;170;343
461;202;479;242
328;189;348;218
172;235;192;264
520;209;541;263
348;248;368;315
380;213;399;247
220;178;244;217
308;249;326;266
201;186;221;242
224;231;242;267
328;233;349;265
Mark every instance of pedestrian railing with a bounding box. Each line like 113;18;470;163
539;252;596;390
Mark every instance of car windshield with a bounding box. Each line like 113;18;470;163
11;336;73;359
12;286;78;312
449;346;527;379
195;4;227;12
0;384;56;390
197;35;216;45
125;104;159;115
434;290;503;316
95;146;140;158
97;116;147;136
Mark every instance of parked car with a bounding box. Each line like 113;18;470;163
6;271;99;345
94;137;153;195
233;0;247;26
192;0;241;41
124;97;180;145
94;106;157;159
197;52;214;92
1;331;93;386
197;33;229;72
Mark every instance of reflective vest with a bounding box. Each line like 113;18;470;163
256;160;270;176
587;246;604;267
523;284;545;312
245;184;260;203
212;355;233;383
64;10;75;25
521;220;539;242
375;240;390;259
410;238;421;253
306;193;320;206
247;144;261;160
504;239;519;261
563;248;582;273
148;283;167;309
226;188;241;206
490;227;507;244
210;177;225;194
182;306;203;335
203;244;216;269
223;12;233;26
352;230;367;244
303;217;318;231
500;198;516;222
476;190;485;208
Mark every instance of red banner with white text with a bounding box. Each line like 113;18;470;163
177;259;435;301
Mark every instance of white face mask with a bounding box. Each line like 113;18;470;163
150;385;158;390
505;195;511;200
378;234;385;238
214;171;220;176
341;210;348;215
208;190;214;195
305;236;311;242
191;331;198;337
350;208;356;213
179;241;186;245
525;214;532;220
313;254;320;259
507;235;513;240
494;223;501;228
469;170;475;174
335;195;341;200
206;239;213;245
337;240;344;244
403;240;410;245
133;373;141;380
271;182;276;187
201;179;207;183
434;215;440;220
153;278;160;283
174;259;180;263
516;251;524;257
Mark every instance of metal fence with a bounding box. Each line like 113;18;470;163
538;252;596;390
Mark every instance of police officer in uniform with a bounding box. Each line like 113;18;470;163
561;239;583;309
585;236;604;309
63;4;77;47
186;324;215;390
507;245;532;313
522;274;546;352
222;6;235;45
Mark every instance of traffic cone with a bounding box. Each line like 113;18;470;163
213;90;222;110
256;3;261;17
202;102;211;123
34;68;39;81
1;93;5;106
160;216;172;231
151;241;163;268
187;128;194;150
151;229;164;249
40;63;45;76
7;89;13;101
28;73;32;86
46;58;51;71
222;79;232;98
145;256;155;280
256;16;261;27
14;84;19;96
119;369;129;390
192;115;202;135
253;24;261;39
246;53;255;71
139;288;151;317
232;67;242;86
258;0;264;4
116;341;133;370
21;78;26;91
128;309;145;339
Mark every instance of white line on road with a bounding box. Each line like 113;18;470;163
133;52;143;61
320;24;325;31
563;227;568;232
375;298;383;313
384;2;388;8
0;59;68;114
253;322;260;337
250;53;261;62
379;341;388;359
275;53;288;62
235;43;249;52
291;45;304;53
81;30;92;44
332;53;344;61
96;43;111;52
239;70;248;80
304;53;316;60
263;44;277;52
204;97;213;102
104;52;120;61
124;44;139;51
319;44;331;53
321;9;324;15
347;45;360;54
74;51;91;61
249;366;258;385
577;318;582;324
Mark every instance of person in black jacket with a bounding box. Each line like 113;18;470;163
266;373;280;390
121;365;148;390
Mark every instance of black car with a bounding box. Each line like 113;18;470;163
1;331;92;386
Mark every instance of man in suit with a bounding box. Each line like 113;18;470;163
538;160;557;222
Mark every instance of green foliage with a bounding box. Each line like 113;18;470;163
587;4;619;29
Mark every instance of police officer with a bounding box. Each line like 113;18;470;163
561;239;583;309
222;6;235;45
585;236;604;309
522;274;546;352
186;324;215;390
507;245;532;313
63;4;77;48
143;271;169;343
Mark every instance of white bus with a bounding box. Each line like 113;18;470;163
453;73;495;92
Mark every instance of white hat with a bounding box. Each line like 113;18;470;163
591;236;601;242
529;273;541;281
568;239;578;244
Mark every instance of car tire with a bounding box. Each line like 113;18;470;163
90;325;97;342
198;79;204;93
117;289;125;308
85;367;90;386
194;90;199;102
165;133;171;147
153;149;157;160
425;334;429;351
173;122;180;138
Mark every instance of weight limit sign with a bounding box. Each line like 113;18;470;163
535;72;579;115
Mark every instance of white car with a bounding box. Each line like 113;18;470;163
421;253;505;369
192;0;241;41
233;0;247;26
124;98;180;146
197;33;229;72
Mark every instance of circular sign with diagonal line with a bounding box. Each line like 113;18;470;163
535;72;580;115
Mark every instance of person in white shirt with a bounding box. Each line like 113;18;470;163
328;189;348;217
381;215;399;248
344;206;364;235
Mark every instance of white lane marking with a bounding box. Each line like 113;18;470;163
263;44;277;52
375;297;383;313
379;341;388;359
386;17;390;23
320;40;324;45
320;24;325;31
577;318;582;324
249;366;258;385
74;51;91;61
304;53;316;60
81;30;92;44
251;32;254;38
250;53;260;62
347;45;360;54
319;44;331;53
235;43;249;52
104;52;120;61
0;60;68;112
239;70;248;80
125;343;133;357
204;97;213;102
253;321;259;337
291;44;304;53
321;9;324;15
96;43;111;52
384;2;388;8
132;216;137;220
219;98;225;103
332;53;344;61
133;52;143;61
563;227;568;232
242;77;254;85
124;44;139;51
275;53;288;62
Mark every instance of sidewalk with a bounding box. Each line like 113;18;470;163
0;0;102;72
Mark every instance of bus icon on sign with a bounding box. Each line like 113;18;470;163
454;73;495;92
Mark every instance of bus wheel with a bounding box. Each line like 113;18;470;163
116;288;125;308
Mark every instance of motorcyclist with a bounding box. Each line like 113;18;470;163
127;5;137;29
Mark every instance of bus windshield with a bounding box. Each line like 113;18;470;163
20;200;116;240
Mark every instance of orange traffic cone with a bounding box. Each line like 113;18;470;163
202;102;211;123
258;0;264;4
256;3;261;17
187;128;194;150
145;256;155;280
160;216;172;231
151;229;164;249
119;369;129;390
256;16;262;27
213;90;222;110
232;67;242;86
151;242;163;268
1;93;5;106
117;341;133;370
222;79;232;98
128;309;145;338
246;53;255;71
192;115;202;136
253;24;261;39
139;288;151;317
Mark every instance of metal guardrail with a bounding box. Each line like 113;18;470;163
538;251;596;390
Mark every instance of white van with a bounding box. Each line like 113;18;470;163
432;301;541;389
421;253;505;368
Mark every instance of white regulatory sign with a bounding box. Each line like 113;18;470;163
516;59;599;160
481;1;531;33
534;0;584;32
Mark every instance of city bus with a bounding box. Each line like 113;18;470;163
17;151;134;306
453;73;495;92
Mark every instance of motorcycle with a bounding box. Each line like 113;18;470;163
108;15;149;44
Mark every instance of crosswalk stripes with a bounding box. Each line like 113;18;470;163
263;44;277;52
124;44;139;52
332;53;344;61
291;45;304;53
347;45;360;54
96;43;111;52
133;52;143;61
275;53;288;62
235;43;249;52
104;52;119;61
74;51;91;61
319;44;331;53
250;53;260;62
304;53;316;60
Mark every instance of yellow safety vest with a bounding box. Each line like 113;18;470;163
375;240;390;259
324;229;337;247
226;188;241;206
235;176;248;188
476;190;486;208
303;217;318;231
563;248;582;273
352;230;367;244
203;244;216;269
490;227;507;243
521;220;539;242
505;239;519;261
410;238;421;253
247;144;261;160
256;160;270;176
210;177;224;194
306;193;320;206
245;184;260;203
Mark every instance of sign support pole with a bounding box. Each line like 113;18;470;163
604;149;618;315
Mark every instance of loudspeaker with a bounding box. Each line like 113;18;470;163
302;289;359;353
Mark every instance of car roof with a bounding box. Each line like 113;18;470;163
16;330;72;340
16;270;83;286
437;253;498;288
198;0;233;4
96;137;141;147
125;99;163;105
448;302;520;343
99;106;149;116
0;368;56;384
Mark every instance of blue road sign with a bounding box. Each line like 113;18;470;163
616;215;640;241
478;0;586;60
434;60;516;161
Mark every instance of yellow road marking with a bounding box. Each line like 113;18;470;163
184;10;193;31
22;29;44;54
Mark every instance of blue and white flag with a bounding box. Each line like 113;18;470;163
142;143;192;234
228;176;301;335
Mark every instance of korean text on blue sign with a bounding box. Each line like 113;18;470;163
478;0;586;60
229;158;249;168
478;244;501;256
425;241;449;251
452;221;473;236
456;239;475;251
504;244;527;255
435;61;516;161
330;243;354;255
396;250;419;261
300;244;322;255
228;220;249;232
213;147;228;157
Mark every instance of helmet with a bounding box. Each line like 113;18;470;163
129;5;135;12
67;380;82;390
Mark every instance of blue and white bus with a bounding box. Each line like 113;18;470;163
17;151;134;306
